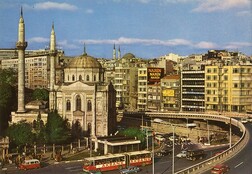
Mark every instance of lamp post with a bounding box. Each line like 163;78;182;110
154;118;176;174
229;117;232;148
152;131;155;174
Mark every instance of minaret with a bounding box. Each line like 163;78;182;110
118;45;121;59
113;43;116;60
49;22;57;111
16;7;27;113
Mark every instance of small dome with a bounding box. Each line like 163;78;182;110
67;53;102;68
122;53;135;59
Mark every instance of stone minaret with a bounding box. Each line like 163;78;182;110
113;43;116;60
49;23;57;111
16;7;27;113
118;45;121;59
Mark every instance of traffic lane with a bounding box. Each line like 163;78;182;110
203;123;252;174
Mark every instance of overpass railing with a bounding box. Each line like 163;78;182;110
145;112;248;174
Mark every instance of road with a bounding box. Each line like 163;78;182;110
3;141;229;174
203;123;252;174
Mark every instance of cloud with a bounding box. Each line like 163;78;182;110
195;41;217;49
224;42;252;49
77;37;220;50
58;40;79;49
24;1;78;11
28;37;49;43
236;10;251;16
192;0;250;12
85;9;94;14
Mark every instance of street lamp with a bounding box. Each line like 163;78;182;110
154;118;176;174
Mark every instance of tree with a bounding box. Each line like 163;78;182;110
33;112;46;144
45;111;71;144
32;88;49;101
71;120;83;140
120;127;146;147
0;68;17;136
6;120;35;147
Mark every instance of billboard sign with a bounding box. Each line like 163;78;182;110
147;68;164;85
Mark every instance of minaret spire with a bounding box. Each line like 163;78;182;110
49;22;57;111
16;6;27;113
113;43;116;60
83;43;87;55
118;45;121;59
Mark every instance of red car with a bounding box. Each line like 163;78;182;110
211;164;230;174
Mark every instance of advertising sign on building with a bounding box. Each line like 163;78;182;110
163;89;175;97
147;68;164;85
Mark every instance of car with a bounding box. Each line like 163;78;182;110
168;135;179;141
119;166;141;174
180;136;190;142
176;150;187;158
81;170;102;174
155;134;166;142
211;164;230;174
155;149;172;157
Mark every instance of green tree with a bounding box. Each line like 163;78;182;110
0;68;17;85
33;112;46;144
32;88;49;101
120;127;146;147
45;111;71;144
0;68;17;136
71;120;82;140
6;120;35;147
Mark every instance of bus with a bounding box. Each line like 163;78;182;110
19;159;41;170
83;150;152;172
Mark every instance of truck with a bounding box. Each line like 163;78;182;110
186;149;206;161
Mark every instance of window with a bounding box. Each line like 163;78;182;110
72;75;75;81
79;75;82;81
94;75;96;81
86;75;90;81
87;100;92;111
76;95;81;111
66;100;71;111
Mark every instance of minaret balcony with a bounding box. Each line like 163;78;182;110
16;41;27;49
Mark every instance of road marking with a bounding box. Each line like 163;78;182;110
235;162;243;168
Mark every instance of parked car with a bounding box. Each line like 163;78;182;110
176;150;187;158
168;135;179;141
155;134;166;142
180;136;190;142
119;166;141;174
211;164;230;174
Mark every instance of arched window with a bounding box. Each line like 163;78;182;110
86;75;90;81
79;75;82;81
93;75;96;81
68;75;70;81
66;100;71;111
76;95;81;111
87;100;92;111
72;75;75;81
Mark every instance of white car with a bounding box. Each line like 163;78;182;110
155;135;166;142
176;150;187;158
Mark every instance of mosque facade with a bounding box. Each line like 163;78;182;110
11;9;117;137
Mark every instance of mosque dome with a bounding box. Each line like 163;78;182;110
122;53;135;59
67;53;102;68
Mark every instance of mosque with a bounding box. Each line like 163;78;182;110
11;9;117;137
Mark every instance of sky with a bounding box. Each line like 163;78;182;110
0;0;251;59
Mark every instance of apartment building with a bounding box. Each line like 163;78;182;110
1;49;64;89
137;67;164;111
205;64;252;112
181;67;205;112
160;74;180;111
